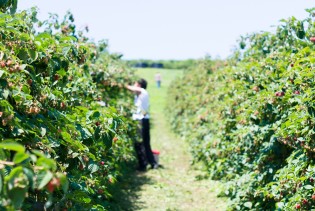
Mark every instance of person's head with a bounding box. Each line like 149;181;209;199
135;78;147;89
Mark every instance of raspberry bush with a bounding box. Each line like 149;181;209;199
167;8;315;210
0;6;137;210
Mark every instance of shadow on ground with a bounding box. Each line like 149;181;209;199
106;162;156;211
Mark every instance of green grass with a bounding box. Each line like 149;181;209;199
109;68;228;211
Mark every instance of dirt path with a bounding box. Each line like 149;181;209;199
109;68;227;211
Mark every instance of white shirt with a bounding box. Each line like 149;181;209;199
132;88;150;120
155;73;161;81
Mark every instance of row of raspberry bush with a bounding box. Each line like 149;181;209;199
167;8;315;210
0;5;138;211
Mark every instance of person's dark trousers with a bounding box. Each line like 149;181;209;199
141;118;157;166
134;142;147;170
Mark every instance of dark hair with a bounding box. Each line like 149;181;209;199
137;78;147;89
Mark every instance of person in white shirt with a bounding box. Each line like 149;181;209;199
126;79;158;170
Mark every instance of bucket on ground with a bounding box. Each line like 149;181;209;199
152;149;160;164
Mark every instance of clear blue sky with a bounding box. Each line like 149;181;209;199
18;0;314;60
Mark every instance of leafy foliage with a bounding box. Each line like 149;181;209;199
0;7;137;210
167;8;315;210
0;0;17;14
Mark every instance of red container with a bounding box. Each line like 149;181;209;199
152;149;160;164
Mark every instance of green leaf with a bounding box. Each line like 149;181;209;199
37;157;57;171
0;0;8;7
62;47;71;57
276;202;284;209
21;84;30;94
61;132;72;142
94;126;101;140
34;41;41;48
17;49;29;62
45;194;53;208
10;0;18;14
28;49;38;61
0;142;25;153
5;166;27;209
5;166;22;182
0;149;5;160
13;152;29;164
2;89;9;99
19;33;30;41
23;168;34;189
0;70;4;78
57;173;69;193
61;179;69;193
244;202;252;209
56;69;67;77
76;124;92;140
38;171;53;189
93;111;100;118
8;187;27;209
32;150;47;158
70;190;92;203
304;185;313;190
40;127;47;137
71;152;79;158
88;163;99;174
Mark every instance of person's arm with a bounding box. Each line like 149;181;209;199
125;84;142;92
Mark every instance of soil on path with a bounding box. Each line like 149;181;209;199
110;68;228;211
